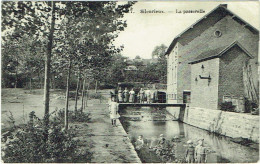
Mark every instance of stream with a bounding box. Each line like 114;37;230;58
119;106;259;163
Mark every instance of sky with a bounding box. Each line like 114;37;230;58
113;1;259;59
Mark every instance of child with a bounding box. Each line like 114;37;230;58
195;139;207;163
109;96;119;127
185;140;195;163
135;135;144;151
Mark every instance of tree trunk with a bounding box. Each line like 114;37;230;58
95;80;98;93
52;74;55;90
44;1;56;139
65;59;72;130
15;57;18;88
81;77;86;112
74;71;81;112
38;71;42;89
85;82;90;107
29;72;32;91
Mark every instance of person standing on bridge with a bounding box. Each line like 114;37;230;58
154;89;159;103
146;90;152;104
139;88;145;103
109;96;119;127
118;87;123;103
123;87;129;103
129;88;135;103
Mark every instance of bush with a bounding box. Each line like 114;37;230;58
87;92;105;100
244;98;258;113
2;112;78;163
52;109;91;124
220;102;236;112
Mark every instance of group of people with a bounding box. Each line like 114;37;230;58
134;134;208;163
116;87;159;104
117;87;136;103
185;139;207;163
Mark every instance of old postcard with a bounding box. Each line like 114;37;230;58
1;1;259;163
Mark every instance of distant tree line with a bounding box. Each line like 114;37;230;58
101;44;167;88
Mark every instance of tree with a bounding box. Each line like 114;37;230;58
2;1;135;131
152;44;167;59
151;44;168;83
103;54;128;87
135;55;141;59
2;1;60;137
52;1;135;128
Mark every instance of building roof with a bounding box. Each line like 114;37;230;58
165;4;259;56
188;41;254;64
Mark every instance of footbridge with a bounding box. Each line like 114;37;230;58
118;103;186;109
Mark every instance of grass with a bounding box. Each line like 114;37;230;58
1;88;111;129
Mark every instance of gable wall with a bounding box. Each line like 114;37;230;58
218;46;251;108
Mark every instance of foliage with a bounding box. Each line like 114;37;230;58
2;1;135;133
2;112;78;163
100;44;167;86
5;111;16;128
244;97;258;113
52;109;91;124
87;92;106;100
102;54;127;87
2;1;135;90
220;102;236;112
150;44;168;83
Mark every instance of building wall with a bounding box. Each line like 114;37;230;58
167;43;178;103
182;107;259;143
190;58;220;109
218;46;251;108
167;14;259;103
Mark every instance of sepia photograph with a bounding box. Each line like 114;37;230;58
1;1;259;163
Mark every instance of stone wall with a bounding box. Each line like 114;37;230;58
183;123;259;162
181;106;259;143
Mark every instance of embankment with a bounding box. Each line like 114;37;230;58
166;106;259;143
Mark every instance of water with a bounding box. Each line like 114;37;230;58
119;106;259;163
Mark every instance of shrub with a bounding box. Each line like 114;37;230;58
87;92;105;100
220;102;236;112
52;109;91;124
2;112;78;163
244;97;258;113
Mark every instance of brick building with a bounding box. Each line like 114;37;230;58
165;4;259;109
189;41;253;109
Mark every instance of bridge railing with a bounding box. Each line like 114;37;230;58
111;93;167;103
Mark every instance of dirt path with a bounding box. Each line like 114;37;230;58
71;99;141;163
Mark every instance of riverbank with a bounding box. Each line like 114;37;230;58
1;88;141;163
71;98;141;163
120;106;259;163
166;106;259;143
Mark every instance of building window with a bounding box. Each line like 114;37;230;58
214;30;222;37
168;94;177;100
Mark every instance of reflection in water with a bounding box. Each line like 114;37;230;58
119;107;259;163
